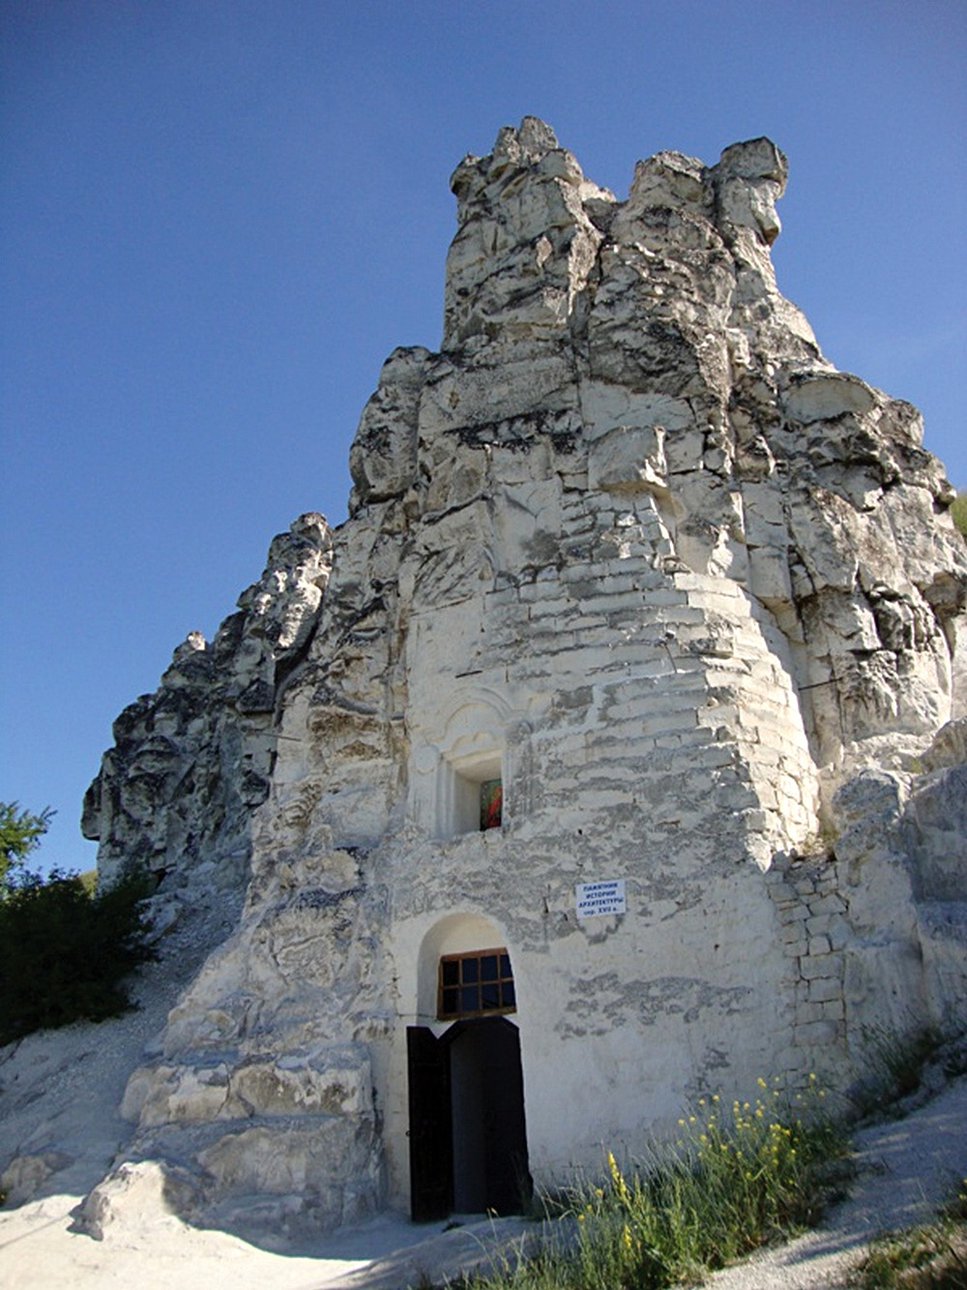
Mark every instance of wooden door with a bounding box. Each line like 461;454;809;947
407;1026;453;1221
480;1017;531;1215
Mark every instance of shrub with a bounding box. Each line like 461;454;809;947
0;868;155;1045
951;493;967;540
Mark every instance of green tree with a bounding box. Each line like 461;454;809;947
0;800;155;1043
0;801;54;896
0;868;155;1043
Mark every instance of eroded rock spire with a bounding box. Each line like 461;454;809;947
71;121;965;1241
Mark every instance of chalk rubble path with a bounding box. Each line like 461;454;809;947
2;1187;533;1290
701;1074;967;1290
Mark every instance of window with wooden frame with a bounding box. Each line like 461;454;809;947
437;948;516;1020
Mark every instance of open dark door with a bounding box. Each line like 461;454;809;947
407;1026;453;1221
481;1018;531;1215
446;1016;531;1216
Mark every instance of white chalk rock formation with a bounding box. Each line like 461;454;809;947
72;120;966;1235
82;514;333;894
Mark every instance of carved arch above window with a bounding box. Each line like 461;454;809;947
434;688;512;839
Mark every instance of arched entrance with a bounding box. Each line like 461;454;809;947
407;1015;530;1221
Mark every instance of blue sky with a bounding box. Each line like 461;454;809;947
2;0;965;875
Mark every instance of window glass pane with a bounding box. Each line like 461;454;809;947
441;988;459;1016
500;953;512;978
460;985;479;1013
441;960;459;987
481;983;500;1009
502;980;516;1008
461;957;479;984
480;954;499;981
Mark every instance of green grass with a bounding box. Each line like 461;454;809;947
848;1024;945;1122
450;1077;849;1289
950;493;967;540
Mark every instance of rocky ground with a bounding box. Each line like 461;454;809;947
1;928;965;1290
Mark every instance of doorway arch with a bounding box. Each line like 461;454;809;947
407;917;530;1221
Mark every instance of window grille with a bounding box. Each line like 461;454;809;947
438;948;516;1020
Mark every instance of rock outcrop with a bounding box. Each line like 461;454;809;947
82;514;333;893
69;120;966;1236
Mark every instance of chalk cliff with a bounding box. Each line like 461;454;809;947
73;119;966;1236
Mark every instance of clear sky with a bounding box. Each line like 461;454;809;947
2;0;965;875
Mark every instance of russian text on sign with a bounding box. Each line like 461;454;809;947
575;879;627;919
